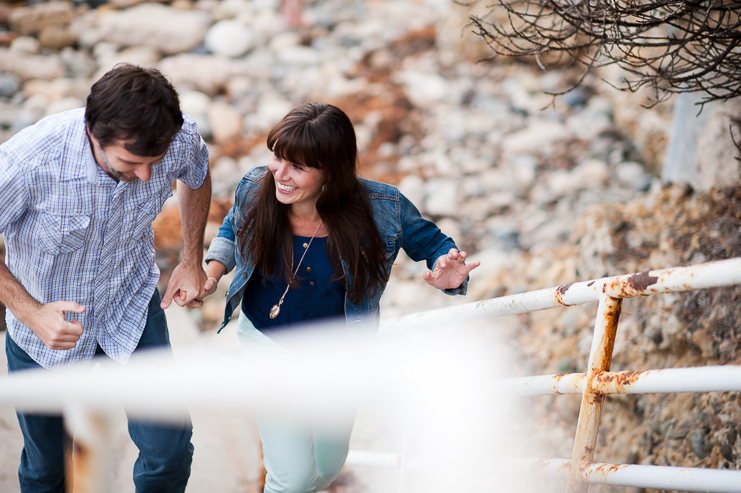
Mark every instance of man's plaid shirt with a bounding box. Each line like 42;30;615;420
0;108;209;368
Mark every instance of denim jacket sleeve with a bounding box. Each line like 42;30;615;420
398;191;468;296
204;167;267;273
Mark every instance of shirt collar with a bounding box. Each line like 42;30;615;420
58;108;90;183
56;108;116;185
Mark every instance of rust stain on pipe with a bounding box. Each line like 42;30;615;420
70;441;90;493
590;462;629;476
568;296;623;493
627;271;659;291
555;283;575;306
603;271;659;298
593;370;650;393
531;458;551;472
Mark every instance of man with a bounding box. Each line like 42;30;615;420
0;64;211;492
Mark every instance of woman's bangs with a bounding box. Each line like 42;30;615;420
272;127;322;169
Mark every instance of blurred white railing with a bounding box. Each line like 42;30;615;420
1;258;741;492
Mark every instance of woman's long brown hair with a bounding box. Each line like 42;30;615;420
237;102;388;304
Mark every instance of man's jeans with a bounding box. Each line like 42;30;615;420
5;289;194;493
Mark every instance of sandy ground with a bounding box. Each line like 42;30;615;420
0;305;405;493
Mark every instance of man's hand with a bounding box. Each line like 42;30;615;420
162;171;211;310
25;302;86;350
423;248;480;290
0;262;85;350
161;259;208;309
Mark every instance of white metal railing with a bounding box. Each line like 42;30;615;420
1;257;741;492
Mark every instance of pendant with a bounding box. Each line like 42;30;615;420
269;304;281;319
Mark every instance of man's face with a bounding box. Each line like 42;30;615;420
88;130;167;183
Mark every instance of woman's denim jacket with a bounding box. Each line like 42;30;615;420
204;166;468;334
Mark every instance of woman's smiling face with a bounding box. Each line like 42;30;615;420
268;153;326;210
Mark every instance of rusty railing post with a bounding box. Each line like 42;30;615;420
567;294;622;493
64;403;114;493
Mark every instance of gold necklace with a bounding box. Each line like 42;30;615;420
269;220;323;319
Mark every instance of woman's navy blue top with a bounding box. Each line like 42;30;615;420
241;235;346;334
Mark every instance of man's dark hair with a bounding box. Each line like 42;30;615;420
85;64;183;156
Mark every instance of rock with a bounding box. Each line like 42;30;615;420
100;4;211;55
0;3;12;27
180;90;212;130
397;174;425;208
9;2;74;36
208;101;243;144
68;10;105;49
158;54;235;96
561;88;589;108
394;70;448;106
212;0;254;21
210;156;240;198
59;47;96;79
458;154;491;174
502;120;572;156
566;106;614;140
436;217;462;245
0;102;21;128
38;25;77;50
244;96;293;134
611;86;673;172
110;0;151;8
479;168;523;196
691;429;708;459
615;161;649;190
22;78;89;101
269;31;302;51
423;178;459;217
10;36;40;54
240;48;275;81
275;45;321;66
0;48;65;81
572;159;610;187
0;73;20;99
46;97;84;116
548;170;580;198
94;46;162;82
720;443;735;462
509;154;538;189
205;19;254;57
691;328;717;358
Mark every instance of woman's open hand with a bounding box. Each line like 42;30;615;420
423;248;480;290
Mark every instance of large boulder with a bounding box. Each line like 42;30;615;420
158;54;238;96
8;2;74;36
100;3;211;55
205;19;254;58
0;48;65;80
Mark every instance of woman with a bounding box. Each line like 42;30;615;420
201;102;479;493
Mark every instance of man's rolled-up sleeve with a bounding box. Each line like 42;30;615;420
173;115;210;190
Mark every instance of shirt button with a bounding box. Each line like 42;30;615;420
303;242;309;248
243;272;247;278
306;267;312;272
309;281;315;286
